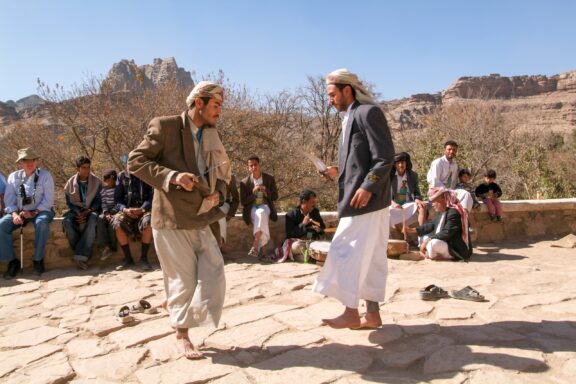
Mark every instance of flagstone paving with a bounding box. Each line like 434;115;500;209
0;239;575;383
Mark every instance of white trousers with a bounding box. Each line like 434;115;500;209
153;227;225;328
421;234;451;260
313;208;390;308
389;202;418;226
251;204;270;248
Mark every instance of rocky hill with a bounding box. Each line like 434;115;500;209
0;58;193;127
102;57;194;93
383;71;576;133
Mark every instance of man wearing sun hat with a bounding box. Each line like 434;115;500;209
128;81;231;360
0;148;55;279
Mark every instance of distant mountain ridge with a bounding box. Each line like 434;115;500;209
382;70;576;132
2;59;575;134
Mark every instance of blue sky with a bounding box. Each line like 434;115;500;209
1;0;575;102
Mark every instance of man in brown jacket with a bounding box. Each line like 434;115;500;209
240;155;278;258
128;81;231;360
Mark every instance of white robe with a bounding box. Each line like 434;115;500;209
313;207;390;308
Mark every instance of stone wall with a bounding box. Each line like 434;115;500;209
10;199;576;270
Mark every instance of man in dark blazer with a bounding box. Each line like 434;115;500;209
389;151;427;232
312;68;395;330
128;81;231;360
240;155;278;258
416;187;472;261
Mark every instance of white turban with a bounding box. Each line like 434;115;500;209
186;81;224;108
326;68;376;105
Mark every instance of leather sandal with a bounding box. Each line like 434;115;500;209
451;286;486;302
420;284;449;300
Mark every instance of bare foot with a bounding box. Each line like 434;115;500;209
356;311;383;329
176;332;204;360
322;308;361;329
162;300;168;312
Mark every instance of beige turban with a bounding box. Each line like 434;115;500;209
326;68;376;105
186;81;224;108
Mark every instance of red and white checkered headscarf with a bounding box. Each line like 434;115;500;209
428;187;469;246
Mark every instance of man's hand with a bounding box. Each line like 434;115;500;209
321;166;338;181
172;172;199;191
391;201;401;209
415;199;426;208
350;188;372;209
12;212;23;226
302;215;311;226
206;193;220;208
124;208;143;218
419;238;430;259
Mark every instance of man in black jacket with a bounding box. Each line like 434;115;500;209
280;189;325;261
416;187;471;261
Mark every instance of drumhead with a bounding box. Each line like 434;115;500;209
310;241;331;252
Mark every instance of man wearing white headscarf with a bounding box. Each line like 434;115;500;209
312;69;395;329
129;80;231;360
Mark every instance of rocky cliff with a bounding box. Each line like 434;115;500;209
0;58;194;126
102;57;194;93
383;70;576;133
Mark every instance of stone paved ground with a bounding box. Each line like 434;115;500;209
0;239;575;383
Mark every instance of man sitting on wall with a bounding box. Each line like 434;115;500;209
113;159;154;271
62;155;102;270
275;189;326;262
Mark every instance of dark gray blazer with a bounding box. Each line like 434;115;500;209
338;101;395;218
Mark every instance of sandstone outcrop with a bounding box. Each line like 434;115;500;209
102;57;194;93
383;70;576;132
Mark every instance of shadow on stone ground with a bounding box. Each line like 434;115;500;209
202;320;573;382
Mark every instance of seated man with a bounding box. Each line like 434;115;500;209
389;152;426;235
113;164;154;271
276;189;325;262
0;148;55;278
63;156;102;270
412;187;472;261
96;169;118;260
240;155;278;258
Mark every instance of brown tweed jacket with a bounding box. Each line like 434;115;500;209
128;112;226;230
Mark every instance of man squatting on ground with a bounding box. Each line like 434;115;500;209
313;69;395;329
128;81;232;359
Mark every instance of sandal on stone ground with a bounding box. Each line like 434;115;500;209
451;286;486;302
420;284;449;300
130;299;158;314
117;305;135;323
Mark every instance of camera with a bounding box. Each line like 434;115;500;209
20;184;33;205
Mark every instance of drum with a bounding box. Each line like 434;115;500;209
387;239;408;258
309;241;331;265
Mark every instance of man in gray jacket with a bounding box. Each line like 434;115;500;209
313;69;395;329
